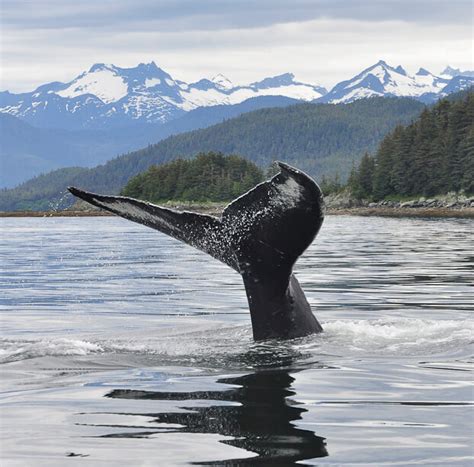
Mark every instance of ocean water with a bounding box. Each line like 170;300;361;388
0;215;472;466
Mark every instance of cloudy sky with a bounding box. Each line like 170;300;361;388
1;0;472;92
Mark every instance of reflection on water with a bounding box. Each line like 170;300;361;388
105;368;328;465
1;216;473;465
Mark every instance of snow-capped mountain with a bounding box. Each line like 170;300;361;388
438;75;474;97
319;60;453;104
0;63;326;130
441;66;474;78
1;60;471;130
181;72;326;110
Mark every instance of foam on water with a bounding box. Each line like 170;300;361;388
1;217;472;465
0;338;104;363
1;318;471;365
315;318;473;358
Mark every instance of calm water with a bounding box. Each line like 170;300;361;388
0;215;472;465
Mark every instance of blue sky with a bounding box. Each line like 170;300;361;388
1;0;472;91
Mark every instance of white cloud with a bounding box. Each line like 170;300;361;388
1;15;472;92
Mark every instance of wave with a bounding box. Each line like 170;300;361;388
1;318;472;364
312;318;473;358
0;338;104;363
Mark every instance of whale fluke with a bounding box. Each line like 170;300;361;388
67;186;237;270
69;162;324;340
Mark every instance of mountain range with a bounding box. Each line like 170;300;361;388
441;66;474;78
0;60;472;190
319;61;461;104
1;60;473;131
0;63;325;130
0;97;426;211
0;95;299;187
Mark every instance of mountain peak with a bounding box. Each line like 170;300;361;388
276;72;295;80
251;73;296;89
321;60;452;104
88;63;116;73
416;67;431;76
210;74;233;89
136;61;159;71
441;66;474;78
363;60;396;75
89;61;167;78
442;66;459;76
395;65;407;75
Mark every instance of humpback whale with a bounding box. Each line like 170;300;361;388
68;162;324;340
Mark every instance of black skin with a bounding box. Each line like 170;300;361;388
68;161;324;340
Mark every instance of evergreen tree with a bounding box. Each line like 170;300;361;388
120;152;264;202
350;91;474;200
352;153;375;199
459;126;474;193
373;134;396;199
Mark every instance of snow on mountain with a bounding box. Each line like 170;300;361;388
414;67;449;90
0;62;189;129
438;75;474;96
0;64;326;130
441;66;474;78
179;72;326;111
181;72;326;108
320;60;451;104
210;74;233;89
251;73;327;100
56;64;128;103
0;60;470;130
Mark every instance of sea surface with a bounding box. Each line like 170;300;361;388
0;215;472;466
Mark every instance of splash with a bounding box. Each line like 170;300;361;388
313;318;473;358
1;318;471;364
0;338;104;363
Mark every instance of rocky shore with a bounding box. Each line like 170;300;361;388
326;206;473;218
324;191;474;218
1;192;473;219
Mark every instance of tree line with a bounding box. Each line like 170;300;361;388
0;97;424;211
348;91;473;199
121;152;263;202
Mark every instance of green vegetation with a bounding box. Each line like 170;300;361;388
121;152;263;202
0;97;424;211
348;92;474;199
0;167;89;211
318;173;343;195
142;97;423;179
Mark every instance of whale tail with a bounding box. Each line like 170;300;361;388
69;162;325;340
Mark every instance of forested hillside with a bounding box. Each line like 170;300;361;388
0;97;424;211
0;167;89;211
134;97;423;178
0;96;299;188
121;152;263;202
0;114;118;188
349;92;474;199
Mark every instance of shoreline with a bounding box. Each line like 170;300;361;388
2;206;473;219
325;207;474;218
